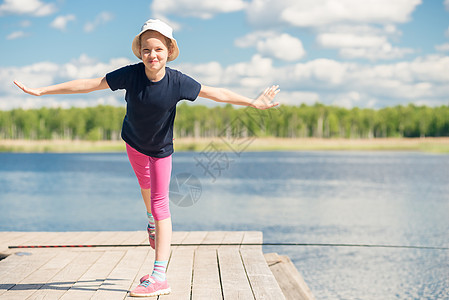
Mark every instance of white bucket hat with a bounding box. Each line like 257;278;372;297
132;19;179;61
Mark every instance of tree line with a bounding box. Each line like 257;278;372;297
0;103;448;141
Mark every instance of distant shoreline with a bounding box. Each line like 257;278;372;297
1;137;449;153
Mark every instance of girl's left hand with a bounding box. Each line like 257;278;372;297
252;85;280;110
14;80;42;96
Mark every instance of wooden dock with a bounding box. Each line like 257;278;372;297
0;231;314;299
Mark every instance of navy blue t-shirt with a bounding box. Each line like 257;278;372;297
106;63;201;157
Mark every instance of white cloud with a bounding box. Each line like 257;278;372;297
445;0;449;12
316;25;413;61
435;43;449;52
235;31;306;61
6;30;27;40
0;0;56;16
59;54;131;79
331;91;362;108
151;0;247;20
339;44;414;61
318;24;402;40
175;61;223;86
317;33;387;49
223;55;275;87
247;0;422;27
50;14;76;31
257;33;306;62
277;91;320;106
84;12;114;33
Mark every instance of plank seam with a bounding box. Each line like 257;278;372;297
239;249;256;300
216;249;225;300
190;250;196;300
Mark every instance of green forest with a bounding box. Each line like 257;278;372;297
1;103;448;141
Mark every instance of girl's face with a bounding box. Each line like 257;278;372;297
140;31;172;74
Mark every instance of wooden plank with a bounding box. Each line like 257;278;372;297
59;250;126;299
0;232;27;253
69;231;103;245
159;230;203;299
218;247;254;300
37;231;78;246
95;231;132;245
124;247;155;299
220;231;245;246
241;231;263;250
36;232;71;246
158;247;194;300
91;248;150;300
240;249;285;300
190;232;226;298
180;231;208;245
9;232;45;247
1;251;78;300
20;232;64;246
83;231;120;246
48;231;102;246
191;248;222;300
27;251;103;300
0;251;57;296
172;231;189;244
201;231;226;248
264;253;315;300
124;232;189;299
13;232;44;246
119;231;147;245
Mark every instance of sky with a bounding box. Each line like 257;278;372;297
1;0;449;110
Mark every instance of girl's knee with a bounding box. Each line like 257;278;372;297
151;196;171;221
138;181;151;190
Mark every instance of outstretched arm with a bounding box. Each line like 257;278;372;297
199;85;280;110
14;77;109;96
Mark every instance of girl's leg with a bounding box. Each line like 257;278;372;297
141;188;152;215
149;155;172;262
141;189;156;249
126;144;156;248
155;218;172;261
127;145;173;296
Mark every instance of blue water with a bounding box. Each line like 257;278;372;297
0;151;448;299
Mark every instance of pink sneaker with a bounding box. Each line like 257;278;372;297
139;274;149;283
147;223;155;249
130;276;171;297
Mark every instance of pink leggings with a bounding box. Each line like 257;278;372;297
126;143;172;221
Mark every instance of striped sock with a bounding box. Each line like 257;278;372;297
151;260;168;281
147;211;155;240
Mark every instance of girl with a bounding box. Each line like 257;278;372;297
14;19;280;297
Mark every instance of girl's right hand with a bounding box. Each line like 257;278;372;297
14;80;42;96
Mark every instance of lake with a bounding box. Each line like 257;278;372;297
0;151;448;299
